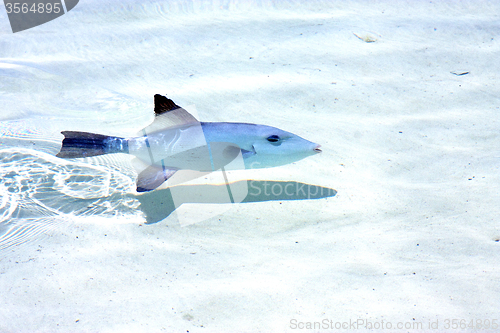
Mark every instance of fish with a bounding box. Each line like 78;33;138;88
56;94;322;192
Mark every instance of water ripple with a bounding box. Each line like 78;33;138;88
0;148;141;251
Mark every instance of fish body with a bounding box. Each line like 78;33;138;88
57;95;321;192
200;122;321;169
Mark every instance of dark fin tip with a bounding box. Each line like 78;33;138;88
154;94;181;115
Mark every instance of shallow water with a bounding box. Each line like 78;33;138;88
1;1;499;332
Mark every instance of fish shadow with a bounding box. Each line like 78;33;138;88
136;180;337;224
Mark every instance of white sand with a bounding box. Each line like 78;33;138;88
0;1;499;332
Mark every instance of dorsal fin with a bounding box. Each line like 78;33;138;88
154;94;181;115
138;95;199;136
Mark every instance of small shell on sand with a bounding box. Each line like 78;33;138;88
353;32;378;43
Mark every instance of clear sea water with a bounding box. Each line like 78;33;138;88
0;1;499;332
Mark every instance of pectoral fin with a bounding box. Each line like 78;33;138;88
136;164;177;192
241;146;256;158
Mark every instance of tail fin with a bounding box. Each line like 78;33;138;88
56;131;128;158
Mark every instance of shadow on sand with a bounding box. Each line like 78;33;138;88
136;180;337;224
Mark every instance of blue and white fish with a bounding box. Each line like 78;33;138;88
57;94;321;192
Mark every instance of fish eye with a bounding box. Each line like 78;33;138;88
266;135;280;143
266;135;282;146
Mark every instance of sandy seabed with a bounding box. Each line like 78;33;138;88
0;1;499;332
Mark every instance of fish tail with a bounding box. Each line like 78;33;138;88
56;131;129;158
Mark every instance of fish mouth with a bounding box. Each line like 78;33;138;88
313;144;322;153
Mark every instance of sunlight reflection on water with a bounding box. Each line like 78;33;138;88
0;148;142;251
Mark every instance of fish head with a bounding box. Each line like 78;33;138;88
243;125;321;169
